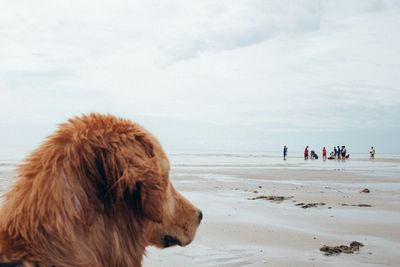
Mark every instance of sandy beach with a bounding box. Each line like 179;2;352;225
142;154;400;267
1;154;399;266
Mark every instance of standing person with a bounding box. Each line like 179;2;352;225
322;147;327;160
341;146;346;159
304;146;309;160
337;146;341;159
370;146;375;159
334;146;337;159
283;145;288;160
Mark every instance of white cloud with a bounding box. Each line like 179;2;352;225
0;0;399;154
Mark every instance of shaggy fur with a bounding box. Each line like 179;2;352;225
0;114;201;267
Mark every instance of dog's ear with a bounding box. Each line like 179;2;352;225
138;168;166;223
134;134;166;223
118;166;165;223
87;133;166;223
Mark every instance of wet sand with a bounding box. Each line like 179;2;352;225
143;167;400;267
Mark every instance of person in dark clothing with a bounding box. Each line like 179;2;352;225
283;145;288;160
341;146;347;159
310;150;318;159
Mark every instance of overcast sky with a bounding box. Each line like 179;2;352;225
1;0;400;158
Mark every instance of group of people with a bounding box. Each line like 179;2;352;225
303;146;321;160
303;146;336;160
283;145;376;160
327;146;350;160
282;145;350;160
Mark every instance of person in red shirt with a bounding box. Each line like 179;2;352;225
304;146;309;160
322;147;327;160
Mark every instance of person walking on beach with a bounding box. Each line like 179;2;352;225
304;146;309;160
283;145;288;160
337;146;341;159
334;146;337;159
370;146;375;159
322;147;327;160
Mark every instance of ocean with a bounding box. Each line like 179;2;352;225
168;151;400;178
1;151;400;183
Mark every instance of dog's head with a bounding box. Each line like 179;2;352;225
0;113;201;266
57;114;202;248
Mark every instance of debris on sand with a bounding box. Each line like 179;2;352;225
248;195;293;203
340;203;372;207
320;241;364;256
360;188;370;193
295;202;325;209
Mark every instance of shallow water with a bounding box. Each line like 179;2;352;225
169;152;400;178
1;152;399;185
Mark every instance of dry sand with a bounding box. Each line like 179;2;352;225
143;167;400;267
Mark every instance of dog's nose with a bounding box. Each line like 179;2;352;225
198;210;203;223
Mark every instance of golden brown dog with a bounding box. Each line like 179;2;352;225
0;113;202;267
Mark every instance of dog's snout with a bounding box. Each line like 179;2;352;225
198;210;203;223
